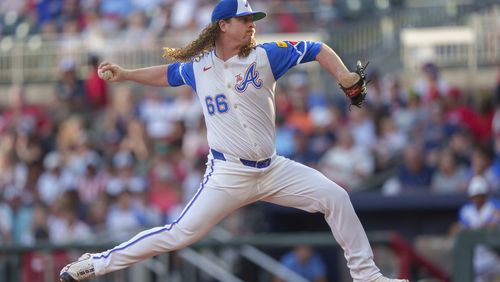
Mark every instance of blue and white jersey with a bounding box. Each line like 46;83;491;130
167;40;321;160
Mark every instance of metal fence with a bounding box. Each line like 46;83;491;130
453;229;500;282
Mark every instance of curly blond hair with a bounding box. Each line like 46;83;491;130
162;20;256;62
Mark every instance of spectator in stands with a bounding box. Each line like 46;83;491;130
170;86;203;131
39;20;59;41
100;0;133;20
95;86;137;159
384;76;407;113
76;154;108;205
30;202;50;244
314;0;340;28
57;0;84;32
443;87;477;136
413;62;449;104
275;113;296;158
179;158;206;209
35;0;64;27
473;96;495;145
431;148;468;194
449;130;474;168
119;119;151;173
274;245;327;282
270;1;300;33
392;93;425;139
291;129;321;169
1;85;51;136
286;95;313;136
309;106;338;157
122;11;154;46
469;145;500;193
106;151;147;196
37;152;72;205
48;194;93;244
320;127;374;191
86;196;109;237
7;188;35;245
55;58;86;116
382;143;434;195
347;107;377;150
147;3;171;38
373;115;407;171
0;147;28;195
106;189;146;242
451;176;500;282
287;72;327;111
59;19;83;56
85;54;108;109
181;115;209;162
170;0;197;31
14;131;43;168
365;70;386;111
138;88;177;141
421;103;459;165
148;144;182;222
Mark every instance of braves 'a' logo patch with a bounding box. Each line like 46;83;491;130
235;62;263;93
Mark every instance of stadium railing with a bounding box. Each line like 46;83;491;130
0;231;450;282
453;229;500;282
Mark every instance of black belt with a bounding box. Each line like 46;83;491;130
211;149;272;169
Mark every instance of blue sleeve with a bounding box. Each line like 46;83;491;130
260;41;322;81
167;62;197;92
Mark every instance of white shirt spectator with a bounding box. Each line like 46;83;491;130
37;170;74;205
138;92;177;139
106;192;145;241
49;216;93;244
459;176;500;282
320;129;374;191
170;0;196;29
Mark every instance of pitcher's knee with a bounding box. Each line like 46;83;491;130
320;184;351;211
168;224;203;250
333;186;350;201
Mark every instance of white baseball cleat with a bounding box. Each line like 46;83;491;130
60;253;96;281
372;276;410;282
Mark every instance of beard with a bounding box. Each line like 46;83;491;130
239;36;256;58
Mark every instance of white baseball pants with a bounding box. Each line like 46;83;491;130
92;153;382;282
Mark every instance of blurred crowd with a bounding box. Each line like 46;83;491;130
0;0;346;48
0;0;500;252
0;52;499;248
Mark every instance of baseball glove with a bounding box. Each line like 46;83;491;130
340;60;369;108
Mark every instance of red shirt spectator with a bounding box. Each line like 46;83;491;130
0;85;51;135
85;55;108;109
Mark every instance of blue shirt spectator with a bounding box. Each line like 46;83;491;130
277;246;327;282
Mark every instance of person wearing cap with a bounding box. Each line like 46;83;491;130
454;176;500;282
60;1;406;282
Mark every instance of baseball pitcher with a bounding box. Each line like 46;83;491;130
60;1;407;281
